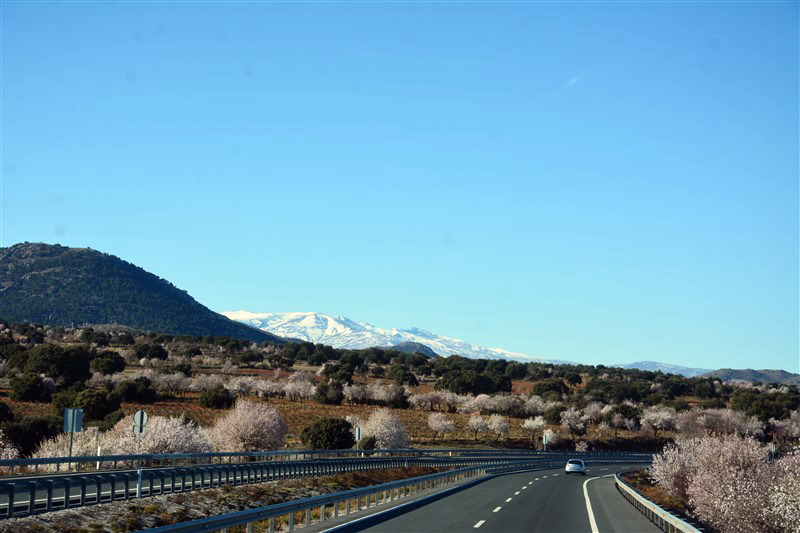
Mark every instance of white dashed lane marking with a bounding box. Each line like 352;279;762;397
493;507;502;513
474;520;486;528
515;491;520;495
506;498;512;502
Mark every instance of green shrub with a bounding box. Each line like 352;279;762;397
198;384;234;409
0;402;14;423
1;415;61;456
315;382;344;405
10;373;51;402
75;389;121;421
300;418;354;450
114;377;158;403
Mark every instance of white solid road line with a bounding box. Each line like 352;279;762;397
474;520;486;528
506;498;512;502
493;506;502;513
583;476;601;533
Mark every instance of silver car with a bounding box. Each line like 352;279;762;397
565;459;586;475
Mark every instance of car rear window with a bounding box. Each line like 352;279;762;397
568;460;582;465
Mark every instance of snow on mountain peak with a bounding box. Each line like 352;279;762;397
221;310;562;363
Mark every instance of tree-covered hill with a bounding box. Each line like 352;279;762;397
703;368;800;386
0;243;284;343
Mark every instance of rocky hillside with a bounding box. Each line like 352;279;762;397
0;243;283;343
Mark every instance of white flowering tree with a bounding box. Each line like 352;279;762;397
343;384;369;405
208;400;288;452
487;414;509;442
468;415;490;441
767;451;800;530
522;416;545;444
225;376;258;397
428;413;455;441
108;414;212;455
34;427;106;470
651;436;779;532
362;409;410;449
640;406;677;437
0;430;19;460
524;396;548;417
284;381;315;402
254;379;284;398
560;407;587;439
543;428;558;447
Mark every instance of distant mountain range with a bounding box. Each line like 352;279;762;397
2;243;795;383
612;361;713;377
703;368;800;385
223;311;565;363
613;362;800;384
0;243;283;343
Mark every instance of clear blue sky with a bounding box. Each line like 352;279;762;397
2;1;797;372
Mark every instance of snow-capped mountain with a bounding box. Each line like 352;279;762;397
611;361;712;378
222;311;563;363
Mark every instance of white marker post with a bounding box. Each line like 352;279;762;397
355;427;362;456
63;408;83;472
543;432;548;451
132;410;148;497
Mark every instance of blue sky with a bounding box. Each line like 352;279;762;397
2;1;797;372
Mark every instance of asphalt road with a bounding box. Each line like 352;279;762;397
335;464;659;533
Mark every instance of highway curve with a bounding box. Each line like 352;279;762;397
331;463;659;533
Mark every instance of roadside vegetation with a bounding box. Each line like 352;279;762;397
624;435;800;533
0;320;798;462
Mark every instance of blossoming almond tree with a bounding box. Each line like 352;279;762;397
362;408;410;449
487;414;509;442
108;414;212;455
427;413;455;442
208;400;288;452
468;415;490;441
522;416;545;443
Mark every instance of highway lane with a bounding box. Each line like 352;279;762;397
335;464;659;533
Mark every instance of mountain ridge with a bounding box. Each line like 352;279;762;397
611;361;713;377
223;310;567;363
0;242;284;344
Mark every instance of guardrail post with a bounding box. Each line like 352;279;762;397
320;503;325;522
305;507;311;527
269;517;275;533
346;498;351;514
6;483;15;518
289;511;295;531
27;481;35;515
45;479;53;513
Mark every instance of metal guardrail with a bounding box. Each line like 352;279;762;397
615;472;701;533
0;455;528;519
0;453;653;519
147;457;657;533
0;449;654;476
145;464;489;533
